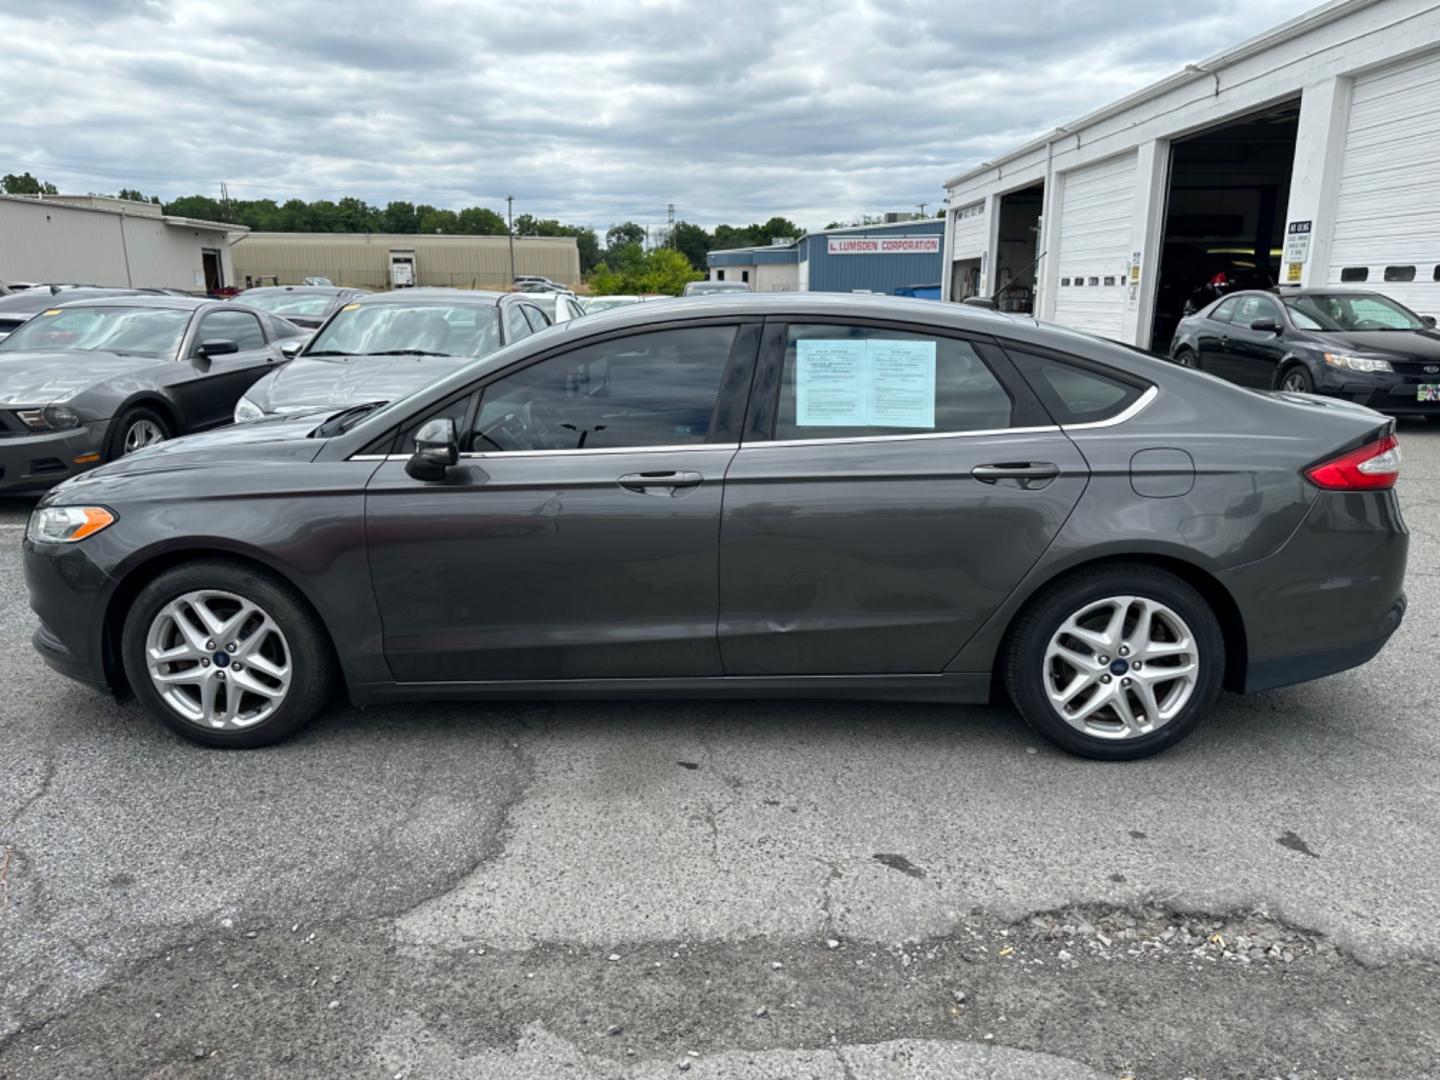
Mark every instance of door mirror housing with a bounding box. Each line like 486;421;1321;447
196;338;240;358
279;338;306;359
1422;315;1437;329
1249;318;1282;334
406;417;459;481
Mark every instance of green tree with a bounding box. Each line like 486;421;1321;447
116;188;160;204
457;205;506;235
670;221;713;270
3;171;59;195
163;194;226;220
588;245;700;296
756;216;801;245
711;224;754;250
605;221;646;252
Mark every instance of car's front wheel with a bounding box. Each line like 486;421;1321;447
106;406;171;460
1173;347;1198;369
1004;565;1225;760
1278;365;1314;394
121;559;335;748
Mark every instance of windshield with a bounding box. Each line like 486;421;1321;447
0;305;190;357
240;292;333;317
305;302;502;358
1283;293;1426;332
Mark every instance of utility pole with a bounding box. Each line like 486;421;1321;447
916;201;929;218
667;203;675;248
220;182;232;222
506;194;516;283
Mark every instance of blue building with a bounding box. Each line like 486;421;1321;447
706;218;945;296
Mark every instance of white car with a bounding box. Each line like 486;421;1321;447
525;291;588;325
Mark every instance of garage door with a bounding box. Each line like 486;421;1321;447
951;201;986;260
1328;50;1440;316
1051;152;1137;339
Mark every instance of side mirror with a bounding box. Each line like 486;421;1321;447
1422;315;1437;329
961;296;997;309
1249;318;1282;334
406;417;459;482
279;339;306;359
197;338;239;358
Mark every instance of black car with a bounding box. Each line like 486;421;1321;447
25;294;1406;760
234;288;552;422
0;295;306;491
0;287;153;342
233;285;370;331
1169;289;1440;415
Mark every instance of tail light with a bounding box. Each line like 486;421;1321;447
1305;433;1401;491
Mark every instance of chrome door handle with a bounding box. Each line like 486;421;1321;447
617;470;703;496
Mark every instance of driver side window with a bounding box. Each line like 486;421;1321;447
468;326;737;452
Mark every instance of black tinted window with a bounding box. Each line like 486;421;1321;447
1340;266;1369;282
774;324;1012;440
1009;351;1145;425
198;309;266;351
1384;265;1416;282
470;326;736;452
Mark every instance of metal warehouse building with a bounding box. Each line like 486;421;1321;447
232;232;581;291
707;218;945;295
0;194;242;292
940;0;1440;350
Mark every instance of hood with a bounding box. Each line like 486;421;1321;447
1314;329;1440;361
252;354;470;413
45;412;327;503
0;349;156;405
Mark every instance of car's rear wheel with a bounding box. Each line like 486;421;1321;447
106;406;171;460
121;560;335;748
1004;565;1224;760
1278;366;1314;394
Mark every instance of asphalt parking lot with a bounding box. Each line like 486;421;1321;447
1;422;1438;1080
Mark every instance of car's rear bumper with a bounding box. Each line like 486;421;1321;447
0;422;108;493
1220;487;1408;692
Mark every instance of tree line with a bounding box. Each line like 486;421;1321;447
3;170;812;280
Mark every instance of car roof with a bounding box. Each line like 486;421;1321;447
350;288;509;307
573;291;1032;332
0;287;151;313
48;295;212;311
239;285;352;296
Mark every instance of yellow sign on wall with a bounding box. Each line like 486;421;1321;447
1285;263;1303;283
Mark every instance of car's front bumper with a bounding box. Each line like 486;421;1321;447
0;422;108;493
25;535;115;692
1318;369;1440;416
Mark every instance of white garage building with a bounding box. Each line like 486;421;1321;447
940;0;1440;350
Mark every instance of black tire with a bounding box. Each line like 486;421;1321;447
1003;564;1225;761
105;405;172;461
1173;347;1198;369
1277;365;1314;394
121;559;335;748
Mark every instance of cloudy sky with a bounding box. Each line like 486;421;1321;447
0;0;1314;233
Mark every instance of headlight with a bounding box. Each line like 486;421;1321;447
234;396;265;423
1323;352;1393;373
27;505;116;544
15;405;83;430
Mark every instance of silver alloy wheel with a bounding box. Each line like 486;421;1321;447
124;418;166;454
1043;595;1199;740
144;589;292;729
1281;370;1309;393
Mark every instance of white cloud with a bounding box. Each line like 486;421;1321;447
0;0;1315;230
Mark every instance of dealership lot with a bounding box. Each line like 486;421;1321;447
0;422;1436;1078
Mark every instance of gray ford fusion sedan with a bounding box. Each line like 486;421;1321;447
23;294;1407;759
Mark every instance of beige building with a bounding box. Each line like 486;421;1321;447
0;194;242;291
231;232;581;291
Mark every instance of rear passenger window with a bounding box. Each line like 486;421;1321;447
1008;351;1146;425
1211;297;1240;323
504;304;531;343
1340;266;1369;282
522;305;549;333
773;324;1012;441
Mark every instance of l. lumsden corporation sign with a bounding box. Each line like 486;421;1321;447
827;236;941;256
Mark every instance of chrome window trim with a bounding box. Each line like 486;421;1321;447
357;442;741;463
742;425;1060;450
1061;385;1158;431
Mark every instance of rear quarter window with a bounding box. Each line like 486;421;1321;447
1007;350;1147;425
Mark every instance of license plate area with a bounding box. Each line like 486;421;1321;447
1419;385;1440;402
